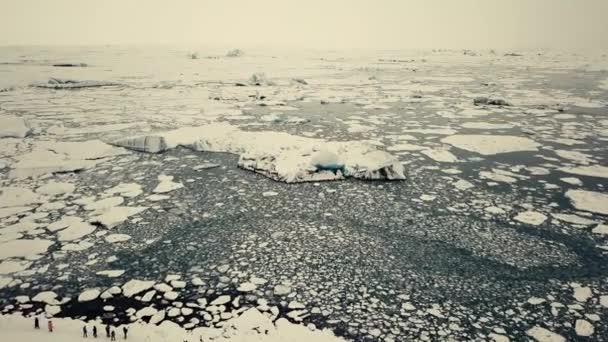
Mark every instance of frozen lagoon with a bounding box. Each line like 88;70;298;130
0;46;608;341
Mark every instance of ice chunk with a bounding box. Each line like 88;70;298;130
473;97;511;106
575;320;594;337
565;190;608;215
110;135;168;153
104;183;143;198
105;234;131;243
0;116;30;138
0;260;32;274
441;135;540;155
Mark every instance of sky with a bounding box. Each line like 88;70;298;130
1;0;607;50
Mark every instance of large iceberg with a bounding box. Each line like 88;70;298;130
111;123;405;183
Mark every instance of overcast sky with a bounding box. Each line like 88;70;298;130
1;0;607;50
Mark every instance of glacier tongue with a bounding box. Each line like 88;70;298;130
111;123;406;183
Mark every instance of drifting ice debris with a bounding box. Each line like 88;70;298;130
112;123;405;183
31;78;121;89
473;97;511;106
226;49;244;57
291;78;308;85
0;116;31;138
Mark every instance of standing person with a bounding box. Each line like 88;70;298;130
110;330;116;341
47;319;53;332
105;324;111;338
34;317;40;329
83;326;88;338
122;326;128;340
93;325;98;338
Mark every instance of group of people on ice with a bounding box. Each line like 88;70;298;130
34;317;129;340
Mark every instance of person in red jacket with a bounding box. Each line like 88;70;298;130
47;320;53;332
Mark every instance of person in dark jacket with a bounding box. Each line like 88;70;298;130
34;317;40;329
110;330;116;341
93;325;98;338
122;326;128;339
105;324;111;338
47;320;53;332
83;326;88;338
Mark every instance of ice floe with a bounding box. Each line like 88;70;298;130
31;78;121;89
10;140;127;178
441;135;540;155
560;165;608;179
565;190;608;215
0;116;31;138
514;211;547;226
0;239;53;260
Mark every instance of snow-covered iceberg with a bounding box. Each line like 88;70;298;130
111;123;405;183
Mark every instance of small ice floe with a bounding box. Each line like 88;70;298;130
9;140;127;179
57;221;96;241
96;270;125;278
575;319;594;337
461;122;514;129
35;181;75;196
122;279;155;297
560;165;608;179
0;260;32;274
421;148;459;163
473;97;511;106
0;187;44;208
565;190;608;215
453;179;474;190
555;150;594;165
592;224;608;235
192;163;220;171
89;206;147;229
573;286;592;302
526;326;565;342
441;135;540;155
31;78;121;89
0;116;31;138
105;234;131;243
0;239;53;260
551;213;597;226
77;288;100;302
479;169;520;183
513;211;547;226
104;183;143;198
262;191;278;197
153;175;184;193
560;177;583;186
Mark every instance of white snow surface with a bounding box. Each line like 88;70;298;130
112;123;405;183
